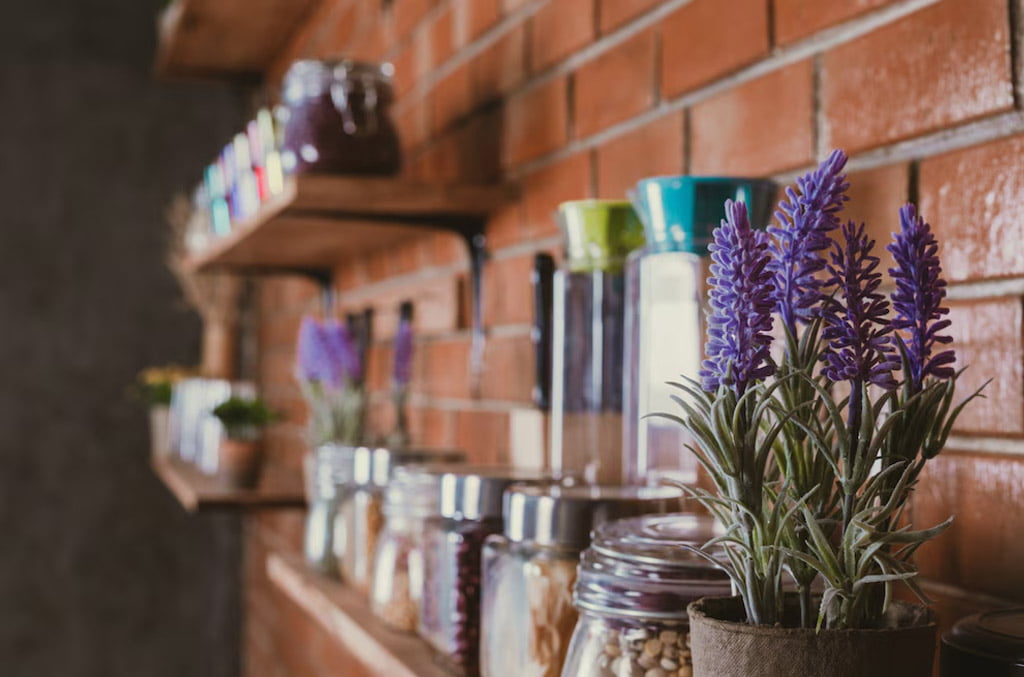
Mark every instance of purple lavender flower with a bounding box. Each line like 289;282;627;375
322;318;363;385
393;317;414;387
767;149;850;335
701;200;777;394
821;222;898;388
296;316;335;385
888;203;955;391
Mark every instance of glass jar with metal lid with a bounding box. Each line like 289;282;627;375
279;59;401;175
480;485;684;677
420;467;556;675
303;444;356;576
561;513;731;677
333;447;464;593
370;464;447;632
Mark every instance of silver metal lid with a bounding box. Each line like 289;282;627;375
438;467;555;521
282;59;394;100
503;485;684;548
351;447;465;488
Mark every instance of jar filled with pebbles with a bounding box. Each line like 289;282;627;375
419;467;555;676
480;485;683;677
333;447;463;594
303;444;357;576
561;513;732;677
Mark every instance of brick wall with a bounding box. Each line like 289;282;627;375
245;0;1024;673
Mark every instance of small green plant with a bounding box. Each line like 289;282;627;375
136;365;193;406
212;397;278;441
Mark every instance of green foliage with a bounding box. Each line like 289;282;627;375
212;397;278;441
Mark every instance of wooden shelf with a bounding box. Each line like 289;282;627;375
152;456;305;513
155;0;322;81
186;175;514;276
267;551;450;677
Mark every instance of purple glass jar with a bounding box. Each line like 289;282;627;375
279;59;401;175
420;467;554;676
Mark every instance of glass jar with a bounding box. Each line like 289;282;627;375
303;444;356;576
279;59;401;175
549;201;645;485
561;513;732;677
623;177;775;487
480;485;683;677
334;448;463;593
420;467;555;676
370;464;444;631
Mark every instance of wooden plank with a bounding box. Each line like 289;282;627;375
152;456;305;512
185;175;514;274
156;0;322;80
267;551;451;677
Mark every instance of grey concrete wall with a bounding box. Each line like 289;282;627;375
0;2;249;675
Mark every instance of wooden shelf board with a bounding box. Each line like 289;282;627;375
267;551;450;677
152;456;305;513
155;0;322;81
187;175;515;274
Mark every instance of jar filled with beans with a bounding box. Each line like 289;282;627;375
560;513;731;677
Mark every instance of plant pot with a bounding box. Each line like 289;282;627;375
149;405;171;459
688;595;937;677
218;438;263;488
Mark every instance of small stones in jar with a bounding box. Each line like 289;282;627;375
582;624;691;677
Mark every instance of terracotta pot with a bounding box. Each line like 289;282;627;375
218;438;263;488
149;405;171;459
688;595;937;677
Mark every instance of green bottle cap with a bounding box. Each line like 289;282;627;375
556;200;646;273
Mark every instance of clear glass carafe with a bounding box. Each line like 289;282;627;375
560;513;731;676
480;485;683;677
549;201;645;485
623;177;775;487
303;444;356;576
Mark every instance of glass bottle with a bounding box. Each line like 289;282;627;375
279;59;401;175
420;467;555;676
303;443;356;576
561;513;732;677
334;447;464;594
480;485;683;677
623;177;775;487
550;200;645;485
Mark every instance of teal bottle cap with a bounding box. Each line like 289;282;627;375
630;177;776;254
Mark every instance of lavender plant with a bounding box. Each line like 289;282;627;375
296;316;367;446
669;152;985;631
386;313;415;449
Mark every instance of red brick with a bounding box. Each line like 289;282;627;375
919;134;1024;283
946;298;1024;435
480;334;535;402
409;405;456;447
522;152;594;238
455;409;511;463
390;0;435;43
595;113;684;198
599;0;661;32
914;451;1024;602
471;24;526;104
486;201;526;250
842;162;909;272
453;0;502;46
503;76;570;167
823;0;1013;153
390;43;416;100
574;29;656;138
690;60;814;175
428;5;456;68
503;0;530;11
421;337;472;398
319;3;359;55
395;97;431;152
660;0;769;98
484;253;535;327
774;0;898;45
531;0;596;71
430;62;473;133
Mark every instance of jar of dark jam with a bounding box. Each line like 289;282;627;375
279;59;401;175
